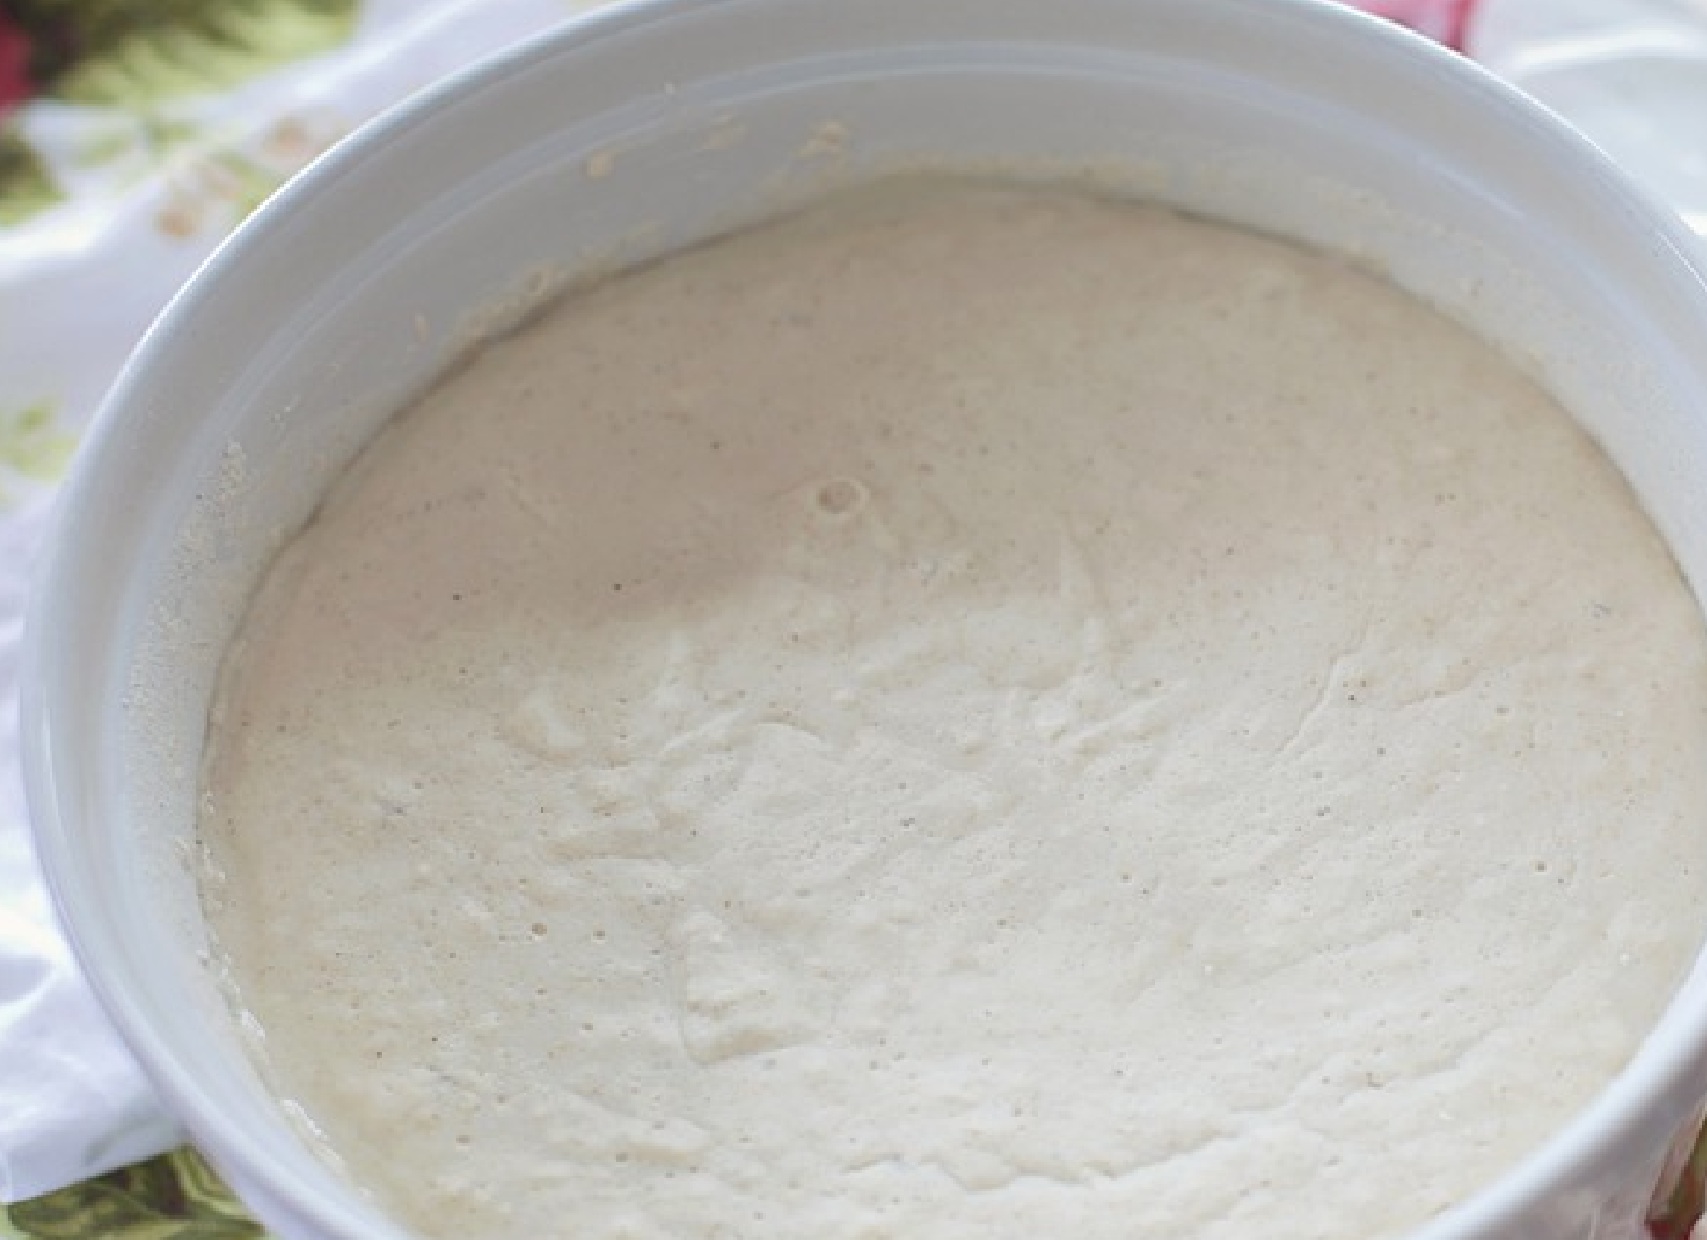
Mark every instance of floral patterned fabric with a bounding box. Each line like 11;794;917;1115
5;1150;260;1240
0;0;1702;1237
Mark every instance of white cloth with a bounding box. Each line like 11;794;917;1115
0;497;182;1203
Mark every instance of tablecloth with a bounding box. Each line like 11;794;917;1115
2;0;1705;1236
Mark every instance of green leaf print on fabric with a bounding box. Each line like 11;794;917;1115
0;126;61;225
9;0;359;108
0;402;75;488
4;1148;265;1240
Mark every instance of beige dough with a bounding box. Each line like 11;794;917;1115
200;181;1707;1240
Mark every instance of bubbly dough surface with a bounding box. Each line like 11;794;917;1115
201;182;1707;1240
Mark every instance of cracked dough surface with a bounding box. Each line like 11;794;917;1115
200;181;1707;1240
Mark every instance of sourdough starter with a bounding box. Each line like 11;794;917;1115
199;182;1707;1240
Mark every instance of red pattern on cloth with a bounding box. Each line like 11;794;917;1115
1352;0;1478;49
0;15;31;117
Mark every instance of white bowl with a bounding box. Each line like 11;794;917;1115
23;0;1707;1237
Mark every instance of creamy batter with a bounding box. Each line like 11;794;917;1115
200;181;1707;1240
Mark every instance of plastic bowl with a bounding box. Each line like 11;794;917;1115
22;0;1707;1236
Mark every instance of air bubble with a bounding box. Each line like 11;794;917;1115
814;476;868;516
